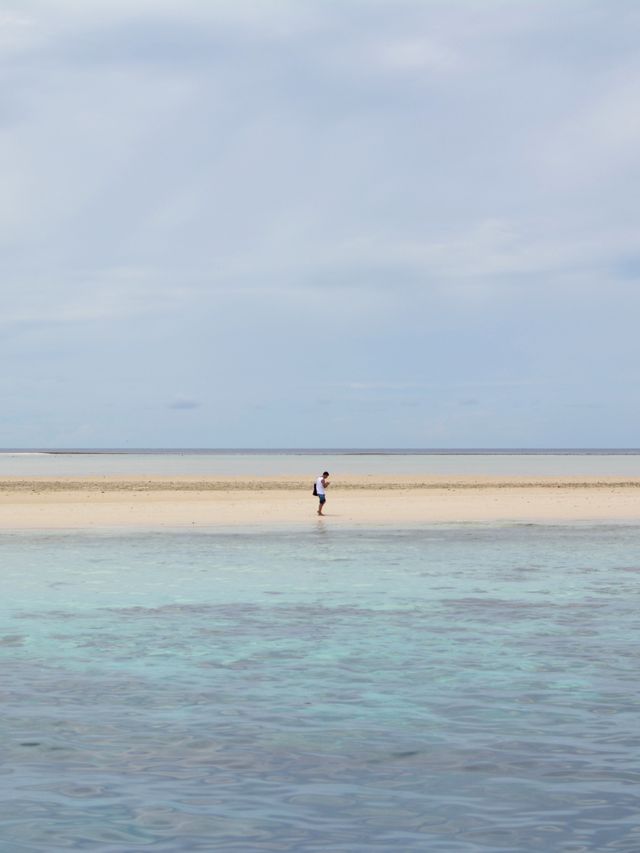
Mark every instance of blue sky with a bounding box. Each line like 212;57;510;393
3;0;640;448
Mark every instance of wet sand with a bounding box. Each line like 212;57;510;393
1;476;639;528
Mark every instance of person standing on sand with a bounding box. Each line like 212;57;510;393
315;471;330;515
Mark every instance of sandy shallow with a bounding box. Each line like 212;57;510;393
1;476;640;529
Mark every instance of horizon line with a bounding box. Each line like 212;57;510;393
3;447;640;455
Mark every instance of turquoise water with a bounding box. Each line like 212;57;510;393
1;525;639;851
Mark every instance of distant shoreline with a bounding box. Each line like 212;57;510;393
3;448;640;456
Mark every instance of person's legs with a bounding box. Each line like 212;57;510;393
317;495;326;515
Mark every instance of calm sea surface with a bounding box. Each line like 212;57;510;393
3;449;640;477
1;524;639;851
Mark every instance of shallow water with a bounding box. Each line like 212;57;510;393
3;449;640;477
1;525;639;851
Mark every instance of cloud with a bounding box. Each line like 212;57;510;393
535;62;640;191
0;11;39;55
168;398;200;411
1;268;191;340
372;36;461;74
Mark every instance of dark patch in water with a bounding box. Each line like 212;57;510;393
0;635;25;646
391;750;421;759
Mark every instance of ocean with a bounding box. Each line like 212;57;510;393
3;448;640;477
1;452;639;850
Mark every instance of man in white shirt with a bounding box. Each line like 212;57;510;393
315;471;330;516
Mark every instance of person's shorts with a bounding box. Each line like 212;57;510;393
318;494;326;504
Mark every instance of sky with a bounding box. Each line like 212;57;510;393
2;0;640;448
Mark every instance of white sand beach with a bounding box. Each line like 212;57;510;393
1;476;639;528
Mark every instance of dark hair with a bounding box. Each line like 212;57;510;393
323;471;329;476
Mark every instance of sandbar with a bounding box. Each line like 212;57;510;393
1;476;639;529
